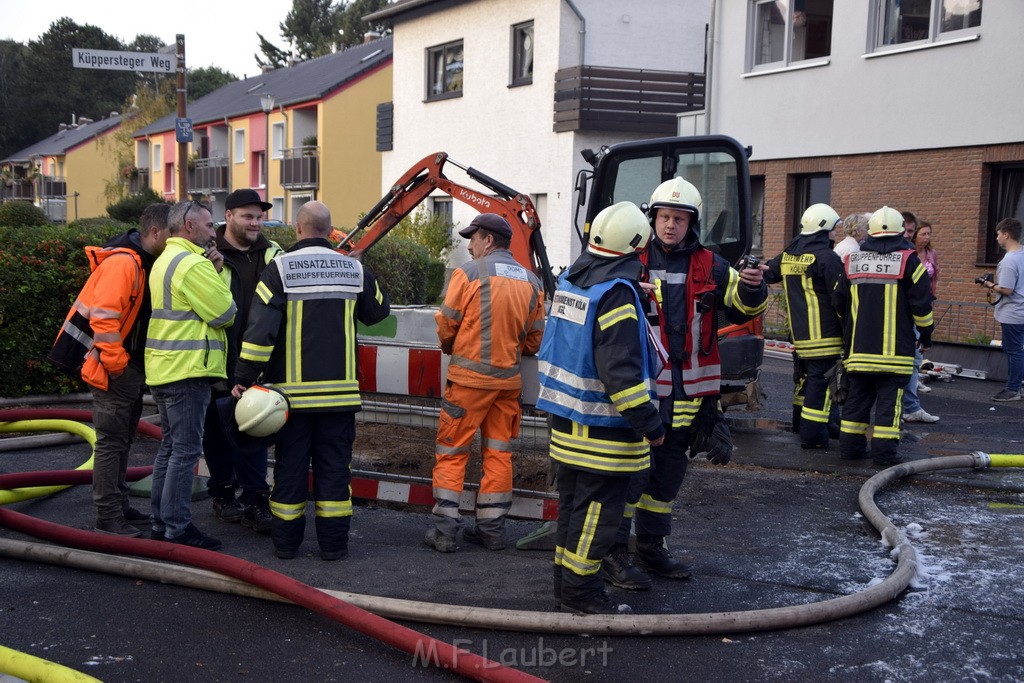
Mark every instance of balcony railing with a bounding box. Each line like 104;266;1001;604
129;169;150;194
41;175;66;198
553;65;705;135
280;147;319;189
1;180;36;201
188;157;229;194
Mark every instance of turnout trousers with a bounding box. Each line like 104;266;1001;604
270;411;354;555
839;373;905;462
797;356;840;448
431;382;520;537
615;425;688;543
554;464;630;603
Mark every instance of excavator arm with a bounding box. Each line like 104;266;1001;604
340;152;556;297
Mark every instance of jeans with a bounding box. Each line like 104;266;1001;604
902;330;923;414
151;379;211;539
91;364;145;521
1001;322;1024;392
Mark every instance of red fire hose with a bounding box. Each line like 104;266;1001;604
0;408;543;683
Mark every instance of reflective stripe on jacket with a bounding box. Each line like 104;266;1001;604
49;246;143;391
235;239;390;411
145;237;236;386
436;249;545;390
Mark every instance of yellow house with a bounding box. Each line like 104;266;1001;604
133;36;393;228
0;114;122;222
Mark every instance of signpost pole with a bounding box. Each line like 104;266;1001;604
176;34;187;200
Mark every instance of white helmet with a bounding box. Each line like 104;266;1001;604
587;201;652;258
868;206;905;238
648;177;703;226
800;203;841;235
235;385;290;437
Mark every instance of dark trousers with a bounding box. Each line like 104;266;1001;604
798;356;840;447
270;411;355;554
840;373;905;462
615;426;688;543
203;389;269;505
91;364;145;521
554;465;630;602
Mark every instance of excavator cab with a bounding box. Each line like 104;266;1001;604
577;135;763;403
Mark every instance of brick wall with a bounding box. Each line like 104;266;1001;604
750;142;1024;342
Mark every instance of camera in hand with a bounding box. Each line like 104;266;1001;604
737;255;760;271
975;273;994;285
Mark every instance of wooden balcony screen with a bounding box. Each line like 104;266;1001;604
553;65;705;135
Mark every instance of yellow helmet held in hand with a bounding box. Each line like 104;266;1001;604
800;203;841;235
868;206;905;238
647;177;703;226
235;385;290;437
587;201;652;258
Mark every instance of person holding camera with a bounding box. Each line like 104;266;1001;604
764;204;845;449
599;177;768;592
981;218;1024;402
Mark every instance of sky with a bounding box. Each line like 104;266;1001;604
2;0;294;80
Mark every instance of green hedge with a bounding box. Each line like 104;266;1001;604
362;236;445;305
0;222;128;396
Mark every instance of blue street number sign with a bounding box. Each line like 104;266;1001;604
175;118;193;143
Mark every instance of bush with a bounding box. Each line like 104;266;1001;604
362;237;446;305
263;225;296;250
106;188;166;224
0;201;49;227
389;206;457;261
0;223;128;396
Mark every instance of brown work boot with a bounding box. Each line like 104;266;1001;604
424;527;457;553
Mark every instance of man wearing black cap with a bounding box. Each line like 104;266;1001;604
424;214;546;553
203;188;282;532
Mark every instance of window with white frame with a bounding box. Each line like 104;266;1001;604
874;0;981;48
234;129;245;163
749;0;834;70
153;144;162;168
511;21;534;86
272;122;285;159
426;40;463;100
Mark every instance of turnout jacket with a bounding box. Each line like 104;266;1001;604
764;231;844;359
215;228;282;380
436;248;545;391
642;229;767;421
833;236;934;375
48;230;157;391
145;237;236;386
538;253;664;475
235;237;389;411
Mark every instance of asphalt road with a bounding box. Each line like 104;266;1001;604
2;356;1023;682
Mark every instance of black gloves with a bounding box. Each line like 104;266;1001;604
689;398;733;466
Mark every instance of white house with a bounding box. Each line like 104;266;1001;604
367;0;710;270
701;0;1021;336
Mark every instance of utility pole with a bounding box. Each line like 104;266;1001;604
176;34;187;200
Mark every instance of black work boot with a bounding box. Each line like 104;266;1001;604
210;484;242;523
560;589;632;615
241;492;272;533
600;546;652;591
635;536;693;579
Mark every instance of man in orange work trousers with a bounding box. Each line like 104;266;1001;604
425;214;546;552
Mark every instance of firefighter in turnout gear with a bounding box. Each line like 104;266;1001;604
233;201;390;560
833;206;934;466
537;201;665;615
425;214;546;553
764;203;845;449
601;177;768;592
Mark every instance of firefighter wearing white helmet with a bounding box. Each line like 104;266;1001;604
600;178;769;593
536;201;664;614
764;203;845;450
833;206;935;466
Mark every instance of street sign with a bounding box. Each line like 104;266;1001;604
175;118;193;143
72;48;174;74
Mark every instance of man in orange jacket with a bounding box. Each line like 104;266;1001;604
48;204;170;537
425;214;546;552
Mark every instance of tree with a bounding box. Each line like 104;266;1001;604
258;0;343;67
0;40;29;159
99;82;174;204
255;33;290;71
188;66;237;101
337;0;392;48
